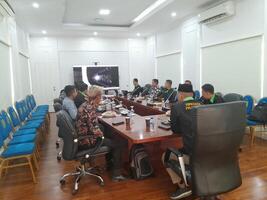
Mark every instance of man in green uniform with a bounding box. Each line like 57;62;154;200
162;83;201;200
131;78;143;97
200;83;224;104
159;80;177;103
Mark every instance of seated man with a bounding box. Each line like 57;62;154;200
76;85;127;181
200;84;224;104
62;85;78;120
159;80;177;103
162;84;201;200
184;80;192;85
184;80;196;99
131;78;143;97
74;82;88;108
148;79;161;99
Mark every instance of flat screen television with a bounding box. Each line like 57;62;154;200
73;66;119;88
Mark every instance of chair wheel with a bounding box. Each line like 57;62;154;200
60;179;66;185
57;156;62;161
72;189;78;195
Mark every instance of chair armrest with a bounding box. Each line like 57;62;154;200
75;135;104;155
164;148;183;164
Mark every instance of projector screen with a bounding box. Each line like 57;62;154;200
73;66;119;88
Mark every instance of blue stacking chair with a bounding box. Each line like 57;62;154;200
258;97;267;104
194;90;200;100
27;95;50;126
15;101;44;129
7;106;44;139
0;115;38;183
244;95;254;115
29;95;49;112
0;111;36;146
26;96;47;117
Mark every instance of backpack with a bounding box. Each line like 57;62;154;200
248;103;267;123
130;144;154;180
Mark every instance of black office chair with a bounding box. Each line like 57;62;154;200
165;102;246;199
57;110;110;195
223;93;244;102
53;100;63;160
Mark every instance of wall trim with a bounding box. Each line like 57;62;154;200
0;38;11;47
19;51;30;58
155;50;181;58
201;33;263;49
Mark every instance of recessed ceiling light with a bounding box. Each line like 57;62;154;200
136;33;141;37
99;9;110;15
171;12;177;17
93;32;98;36
133;0;167;23
32;2;39;8
42;30;47;34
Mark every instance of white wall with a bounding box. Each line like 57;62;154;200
155;27;182;87
0;14;31;109
29;36;155;106
154;0;266;99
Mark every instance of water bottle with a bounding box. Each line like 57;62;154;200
150;117;155;130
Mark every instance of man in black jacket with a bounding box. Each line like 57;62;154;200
200;83;224;104
131;78;143;97
163;84;201;200
74;82;88;108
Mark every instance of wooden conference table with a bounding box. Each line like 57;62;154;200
99;97;182;153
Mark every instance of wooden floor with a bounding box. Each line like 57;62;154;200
1;114;267;200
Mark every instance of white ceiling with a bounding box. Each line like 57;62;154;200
7;0;222;38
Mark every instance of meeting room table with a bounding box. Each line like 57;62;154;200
98;96;182;170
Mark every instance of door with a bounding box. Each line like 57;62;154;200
30;62;60;112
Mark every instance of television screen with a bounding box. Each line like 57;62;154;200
87;66;119;88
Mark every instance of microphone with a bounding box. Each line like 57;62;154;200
164;87;177;104
141;86;150;96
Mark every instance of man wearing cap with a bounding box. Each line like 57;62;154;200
200;83;224;104
162;83;201;200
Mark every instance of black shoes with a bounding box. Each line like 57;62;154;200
170;187;192;200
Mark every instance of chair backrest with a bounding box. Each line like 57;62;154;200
53;102;63;113
56;110;78;161
223;93;243;102
25;96;34;113
30;95;37;108
190;102;246;197
0;111;12;141
28;95;35;109
7;106;21;127
15;101;27;122
194;90;200;100
258;97;267;104
243;95;254;115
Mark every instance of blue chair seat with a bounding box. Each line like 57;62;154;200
31;113;46;118
1;143;35;158
26;120;43;125
14;128;36;136
19;122;42;130
247;119;262;126
27;117;45;122
9;134;36;145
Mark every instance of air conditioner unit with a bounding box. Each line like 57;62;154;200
198;1;235;24
0;0;15;17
